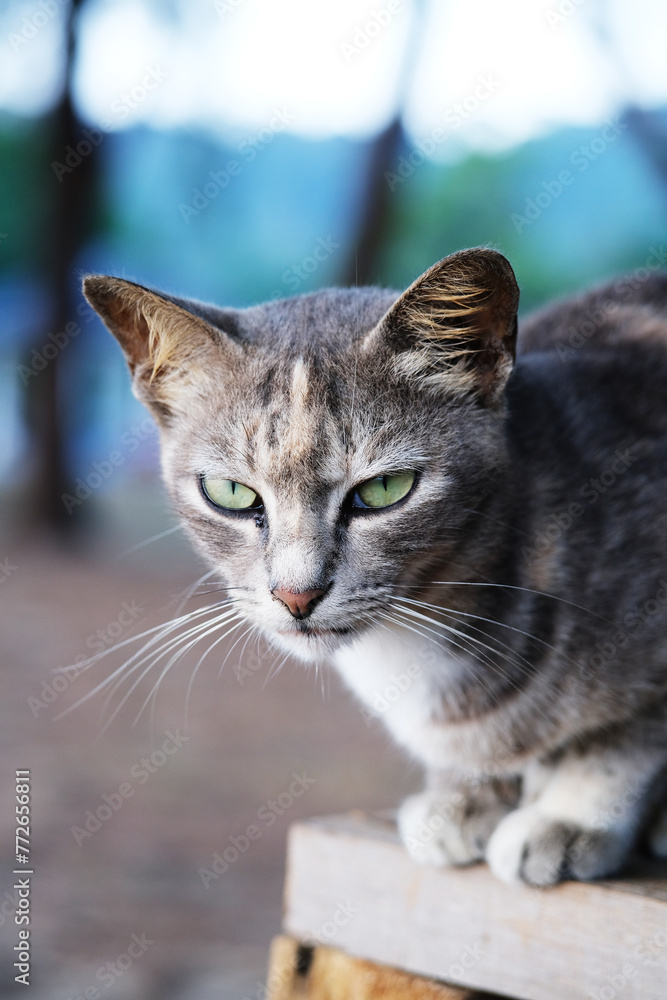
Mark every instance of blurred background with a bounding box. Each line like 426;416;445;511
1;0;666;995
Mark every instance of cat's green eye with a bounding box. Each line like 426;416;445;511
201;475;261;511
353;472;416;510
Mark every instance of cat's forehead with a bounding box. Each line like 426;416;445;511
181;286;443;484
193;345;426;491
233;286;399;351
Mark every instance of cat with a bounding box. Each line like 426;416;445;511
82;246;667;886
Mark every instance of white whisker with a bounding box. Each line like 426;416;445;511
377;610;504;709
114;523;184;560
53;602;237;723
393;597;538;676
104;613;244;737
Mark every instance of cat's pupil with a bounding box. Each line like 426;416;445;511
354;471;416;509
201;475;261;512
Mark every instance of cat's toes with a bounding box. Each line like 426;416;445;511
398;791;482;867
486;807;628;886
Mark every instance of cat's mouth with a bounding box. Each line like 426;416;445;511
272;622;357;660
278;624;353;638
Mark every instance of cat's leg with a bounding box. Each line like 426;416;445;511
486;745;664;886
398;770;521;866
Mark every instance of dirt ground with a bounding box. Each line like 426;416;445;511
0;520;418;999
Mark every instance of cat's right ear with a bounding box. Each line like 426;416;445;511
82;276;239;423
366;247;519;407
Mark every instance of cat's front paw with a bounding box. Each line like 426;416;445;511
398;786;513;868
398;791;477;866
486;806;629;886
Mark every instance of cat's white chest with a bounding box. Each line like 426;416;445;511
332;625;479;770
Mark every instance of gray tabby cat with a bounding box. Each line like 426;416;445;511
83;247;667;886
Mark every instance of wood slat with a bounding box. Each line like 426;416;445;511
266;934;502;1000
282;813;667;1000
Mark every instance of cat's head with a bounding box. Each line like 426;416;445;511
83;248;519;663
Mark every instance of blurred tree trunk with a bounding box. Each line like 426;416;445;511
343;117;405;287
624;106;667;193
343;2;425;288
26;0;98;534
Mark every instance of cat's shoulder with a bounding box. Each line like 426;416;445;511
517;270;667;356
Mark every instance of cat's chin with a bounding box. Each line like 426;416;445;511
269;626;355;663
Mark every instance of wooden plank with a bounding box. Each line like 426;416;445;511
266;934;503;1000
283;813;667;1000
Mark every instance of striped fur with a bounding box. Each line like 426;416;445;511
84;247;667;886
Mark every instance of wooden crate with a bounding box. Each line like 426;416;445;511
280;813;667;1000
266;934;503;999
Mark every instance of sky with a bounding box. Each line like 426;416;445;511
1;0;666;155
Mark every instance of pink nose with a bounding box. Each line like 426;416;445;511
271;587;326;619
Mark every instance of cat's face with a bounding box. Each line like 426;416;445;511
84;249;519;663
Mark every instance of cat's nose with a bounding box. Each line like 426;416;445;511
271;587;326;619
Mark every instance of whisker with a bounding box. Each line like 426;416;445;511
385;605;519;689
100;607;240;711
54;599;235;681
170;568;221;618
424;580;618;627
53;602;237;722
102;611;236;707
394;592;582;672
377;610;504;709
106;613;244;736
114;522;184;561
223;625;261;681
181;620;249;731
388;605;549;718
262;648;292;689
390;604;528;687
394;596;540;676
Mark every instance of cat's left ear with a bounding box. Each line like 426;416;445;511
369;247;519;406
82;275;240;423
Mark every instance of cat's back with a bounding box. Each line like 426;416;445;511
518;270;667;357
511;269;667;477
